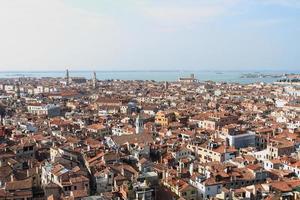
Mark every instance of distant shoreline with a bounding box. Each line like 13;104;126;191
0;71;299;84
0;70;299;73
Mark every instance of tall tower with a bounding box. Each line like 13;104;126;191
92;71;97;89
135;114;144;134
15;82;20;99
164;81;169;90
0;103;5;125
66;69;70;86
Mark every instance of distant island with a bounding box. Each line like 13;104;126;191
240;73;284;79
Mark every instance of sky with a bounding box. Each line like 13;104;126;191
0;0;299;71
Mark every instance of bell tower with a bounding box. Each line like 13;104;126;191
135;114;144;134
66;69;70;86
15;81;20;99
92;71;97;89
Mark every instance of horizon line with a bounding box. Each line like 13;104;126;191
0;69;299;73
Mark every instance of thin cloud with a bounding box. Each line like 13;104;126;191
140;0;240;30
0;0;121;70
260;0;300;7
0;0;298;71
246;18;287;28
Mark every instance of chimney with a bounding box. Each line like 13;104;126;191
177;166;181;174
10;174;14;182
29;160;33;168
162;170;166;180
189;163;194;175
165;170;169;179
121;166;125;176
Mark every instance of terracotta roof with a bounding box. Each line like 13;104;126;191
87;123;107;130
71;189;88;198
70;175;89;183
112;133;153;146
271;181;292;192
5;178;33;191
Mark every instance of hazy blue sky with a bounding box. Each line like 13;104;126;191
0;0;299;71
